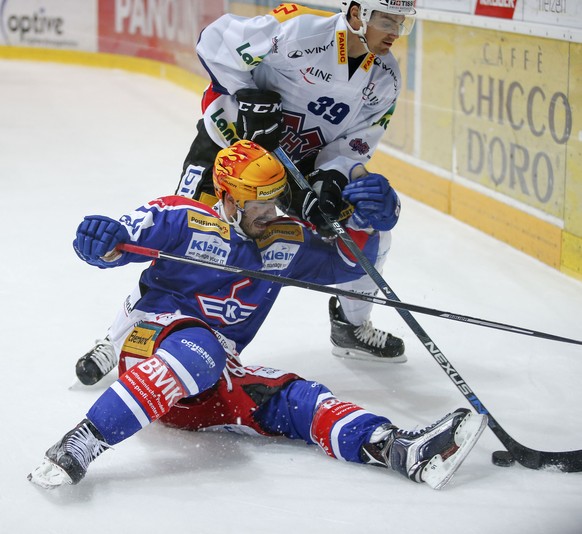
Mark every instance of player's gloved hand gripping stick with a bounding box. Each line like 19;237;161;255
272;146;582;474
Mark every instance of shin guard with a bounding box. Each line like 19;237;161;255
88;327;225;445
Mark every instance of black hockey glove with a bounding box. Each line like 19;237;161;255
301;169;349;229
235;88;283;152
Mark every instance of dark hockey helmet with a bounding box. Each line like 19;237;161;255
213;140;288;209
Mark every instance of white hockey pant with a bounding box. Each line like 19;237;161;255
335;231;392;326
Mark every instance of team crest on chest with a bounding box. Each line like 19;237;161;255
196;279;257;325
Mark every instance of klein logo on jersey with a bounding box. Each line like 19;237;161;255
261;242;300;271
197;279;257;325
188;210;231;238
349;138;370;155
336;31;347;64
187;234;231;265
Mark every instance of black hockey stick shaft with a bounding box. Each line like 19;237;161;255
275;147;582;472
116;243;582;345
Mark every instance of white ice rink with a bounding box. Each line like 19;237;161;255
1;60;581;534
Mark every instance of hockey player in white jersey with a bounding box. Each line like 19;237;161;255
75;1;416;386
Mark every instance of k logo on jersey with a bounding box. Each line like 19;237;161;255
196;279;257;325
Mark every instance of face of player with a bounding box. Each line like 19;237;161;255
364;12;404;55
238;199;279;239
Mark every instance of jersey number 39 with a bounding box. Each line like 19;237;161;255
307;97;350;125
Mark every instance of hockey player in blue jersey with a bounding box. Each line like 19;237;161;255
75;1;417;382
28;140;487;491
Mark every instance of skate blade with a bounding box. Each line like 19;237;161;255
28;457;73;490
422;411;488;490
331;346;407;363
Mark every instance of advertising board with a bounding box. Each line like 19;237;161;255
0;0;97;50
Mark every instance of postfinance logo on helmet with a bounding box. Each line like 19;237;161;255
212;140;287;208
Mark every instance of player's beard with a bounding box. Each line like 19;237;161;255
240;213;271;239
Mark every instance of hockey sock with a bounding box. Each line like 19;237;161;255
254;380;334;441
310;397;391;463
87;327;226;445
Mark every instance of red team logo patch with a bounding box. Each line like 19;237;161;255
475;0;517;19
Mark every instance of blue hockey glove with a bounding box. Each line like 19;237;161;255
342;173;401;231
301;169;349;228
73;215;129;268
235;88;283;152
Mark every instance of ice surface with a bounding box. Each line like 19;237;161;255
1;60;581;534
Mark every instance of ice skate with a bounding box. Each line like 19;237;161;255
75;336;118;385
329;297;406;362
361;408;487;489
28;419;110;489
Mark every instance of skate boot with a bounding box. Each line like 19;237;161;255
28;419;110;489
361;408;487;489
329;297;406;362
75;336;118;385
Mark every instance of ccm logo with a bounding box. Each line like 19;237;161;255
238;102;282;113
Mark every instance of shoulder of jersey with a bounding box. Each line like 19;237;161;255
147;195;219;215
255;217;308;247
268;3;336;23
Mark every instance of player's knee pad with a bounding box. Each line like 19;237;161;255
158;327;226;395
107;327;225;430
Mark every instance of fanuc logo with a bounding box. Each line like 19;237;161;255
0;1;65;46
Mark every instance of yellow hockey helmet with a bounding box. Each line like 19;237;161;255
213;140;287;208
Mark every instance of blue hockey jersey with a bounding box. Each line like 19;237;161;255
107;196;379;353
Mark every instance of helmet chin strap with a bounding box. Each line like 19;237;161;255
217;200;251;239
344;15;372;55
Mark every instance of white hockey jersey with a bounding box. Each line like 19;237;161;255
196;3;401;177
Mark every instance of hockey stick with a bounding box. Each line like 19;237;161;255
116;243;582;346
274;147;582;472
